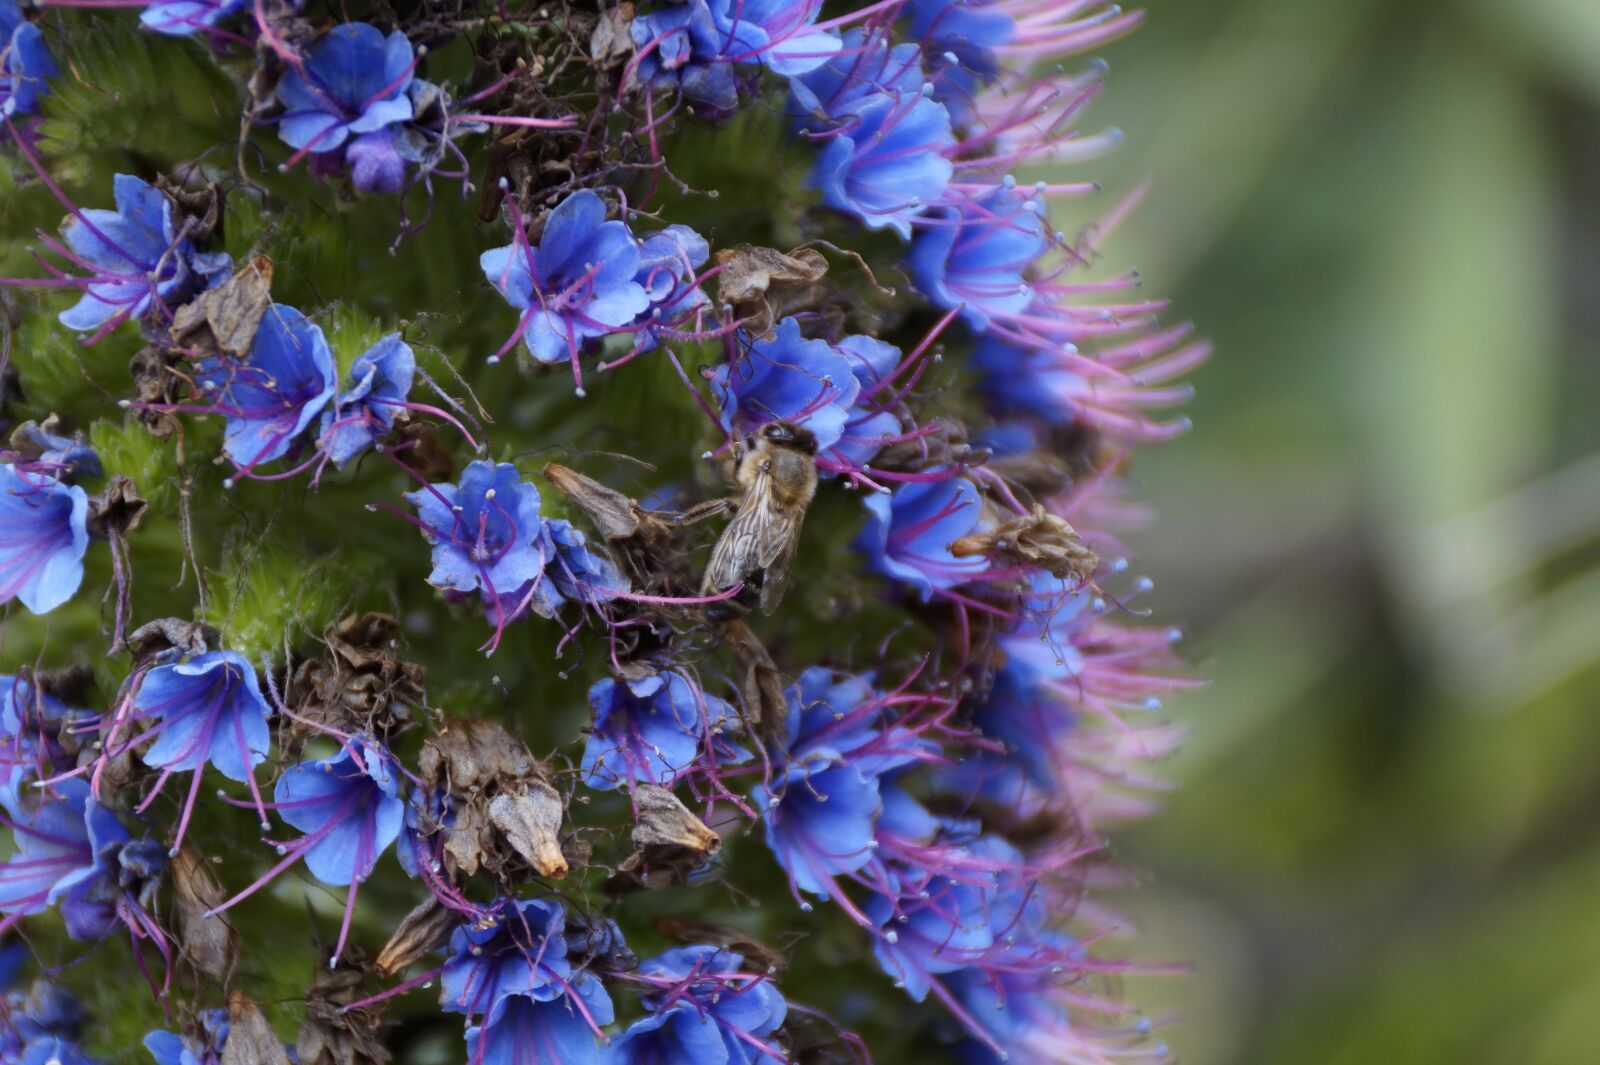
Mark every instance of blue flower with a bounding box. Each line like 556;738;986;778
480;190;650;368
581;672;734;791
196;304;339;470
907;188;1050;331
539;519;628;605
704;0;840;78
143;1009;227;1065
138;0;246;36
50;790;165;942
854;474;987;600
630;1;744;115
7;419;102;480
406;460;556;620
827;334;904;469
788;28;926;132
997;572;1091;688
274;23;416;164
611;946;788;1065
273;738;404;886
631;224;711;351
971;333;1081;424
711;318;861;450
463;981;613;1065
1;0;57;120
131;650;272;784
868;872;995;1002
813;94;953;239
435;901;601;1017
0;674;75;809
56;175;231;334
318;333;415;468
0;781;94;931
0;464;89;616
19;1037;102;1065
0;778;158;942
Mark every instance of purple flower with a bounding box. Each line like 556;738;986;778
272;738;403;886
711;318;861;450
812;94;954;239
0;464;89;616
274;23;416;172
142;1009;227;1065
612;946;788;1065
405;461;556;623
868;871;995;1002
463;982;613;1065
138;0;246;37
56;175;231;334
788;28;926;131
854;474;987;600
131;650;272;784
907;187;1049;331
1;0;56;120
318;333;415;468
195;304;339;470
580;672;734;791
480;190;650;369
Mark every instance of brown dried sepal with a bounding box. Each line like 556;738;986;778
222;992;294;1065
376;896;456;976
129;346;184;438
288;613;425;738
713;245;829;338
542;463;703;596
415;719;572;881
87;474;148;540
8;414;96;478
591;1;635;68
614;785;720;889
125;617;220;665
155;172;223;245
171;846;239;985
297;957;394;1065
170;254;274;359
948;504;1099;585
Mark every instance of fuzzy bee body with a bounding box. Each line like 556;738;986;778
702;421;819;621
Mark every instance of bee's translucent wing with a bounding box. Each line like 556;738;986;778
702;462;804;613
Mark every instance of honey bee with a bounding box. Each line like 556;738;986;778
701;421;819;621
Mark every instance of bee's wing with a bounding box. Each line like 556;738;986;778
701;464;804;610
756;501;806;615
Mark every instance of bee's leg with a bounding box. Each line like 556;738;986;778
672;496;738;527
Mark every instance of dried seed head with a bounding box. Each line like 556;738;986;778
170;254;275;359
376;897;456;976
172;847;239;986
949;505;1099;585
713;244;829;338
222;991;294;1065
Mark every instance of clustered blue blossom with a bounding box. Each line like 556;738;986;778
0;0;1195;1061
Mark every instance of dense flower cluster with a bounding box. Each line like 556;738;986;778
0;0;1200;1063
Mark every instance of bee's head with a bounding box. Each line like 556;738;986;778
759;421;817;455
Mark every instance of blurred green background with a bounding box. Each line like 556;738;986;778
1078;1;1600;1063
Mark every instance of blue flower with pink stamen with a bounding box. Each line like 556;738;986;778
406;460;558;629
138;0;246;37
812;93;954;239
195;303;339;471
54;175;231;335
854;473;988;601
581;672;735;791
711;317;862;451
788;28;926;131
273;23;418;191
907;187;1049;332
318;333;415;469
131;650;272;804
0;464;88;616
611;945;788;1065
272;738;404;887
480;189;650;373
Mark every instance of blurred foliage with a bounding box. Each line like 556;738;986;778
1077;1;1600;1063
